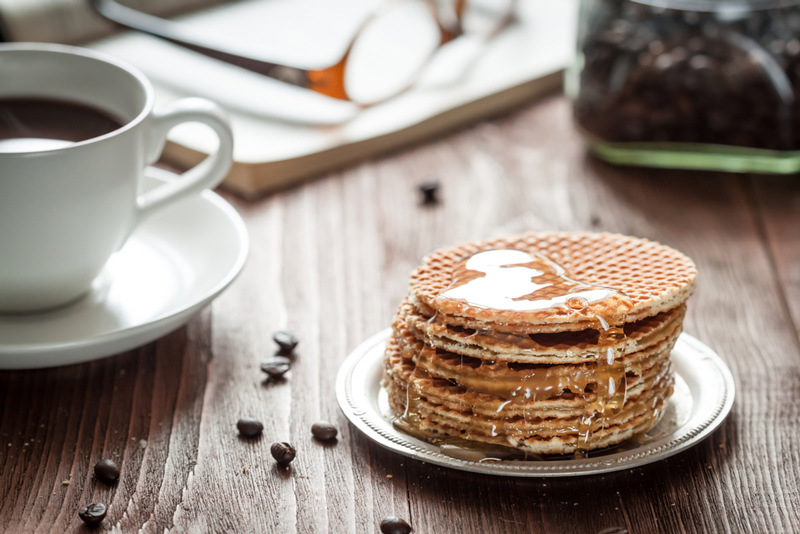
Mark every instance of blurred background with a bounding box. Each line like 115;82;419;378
0;0;576;195
3;0;800;192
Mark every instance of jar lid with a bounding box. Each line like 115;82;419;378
634;0;800;11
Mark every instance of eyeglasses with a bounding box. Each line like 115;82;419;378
90;0;517;106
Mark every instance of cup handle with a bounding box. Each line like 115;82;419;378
136;97;233;223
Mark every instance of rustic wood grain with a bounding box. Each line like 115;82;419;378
1;96;799;533
750;176;800;335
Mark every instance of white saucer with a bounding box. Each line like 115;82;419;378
0;168;248;369
336;329;735;477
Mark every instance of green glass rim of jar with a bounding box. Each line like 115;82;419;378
589;141;800;174
632;0;800;11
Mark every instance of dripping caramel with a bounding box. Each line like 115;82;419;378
396;248;643;455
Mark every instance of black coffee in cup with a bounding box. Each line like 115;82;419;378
0;97;124;152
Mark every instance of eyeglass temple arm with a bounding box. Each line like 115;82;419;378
89;0;351;100
438;0;465;44
441;0;518;43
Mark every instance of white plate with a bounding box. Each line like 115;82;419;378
0;168;248;369
336;329;735;477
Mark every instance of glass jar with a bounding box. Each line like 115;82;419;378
567;0;800;173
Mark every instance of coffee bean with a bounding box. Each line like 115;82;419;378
93;459;120;484
418;181;440;205
270;442;296;465
237;417;264;438
311;421;338;441
272;331;298;354
380;516;412;534
78;503;107;526
260;356;291;380
574;2;800;152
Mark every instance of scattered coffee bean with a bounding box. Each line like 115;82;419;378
272;331;299;354
380;516;412;534
94;459;120;484
237;417;264;438
311;421;338;441
270;442;296;465
418;181;440;205
260;356;291;380
78;503;107;526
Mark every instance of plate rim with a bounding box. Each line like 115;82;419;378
0;168;249;361
336;328;735;477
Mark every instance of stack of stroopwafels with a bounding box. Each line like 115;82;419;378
384;232;697;455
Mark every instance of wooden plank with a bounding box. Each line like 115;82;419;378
0;324;206;533
1;96;799;533
750;176;800;334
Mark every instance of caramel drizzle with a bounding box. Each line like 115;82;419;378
394;364;672;442
413;346;624;404
420;305;684;354
397;248;644;455
434;249;629;322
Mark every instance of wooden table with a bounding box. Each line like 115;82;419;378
1;96;799;534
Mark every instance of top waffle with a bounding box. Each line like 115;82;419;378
409;232;697;331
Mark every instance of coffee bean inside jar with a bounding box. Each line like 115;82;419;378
570;0;800;168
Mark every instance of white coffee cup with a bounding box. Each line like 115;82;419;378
0;43;234;313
